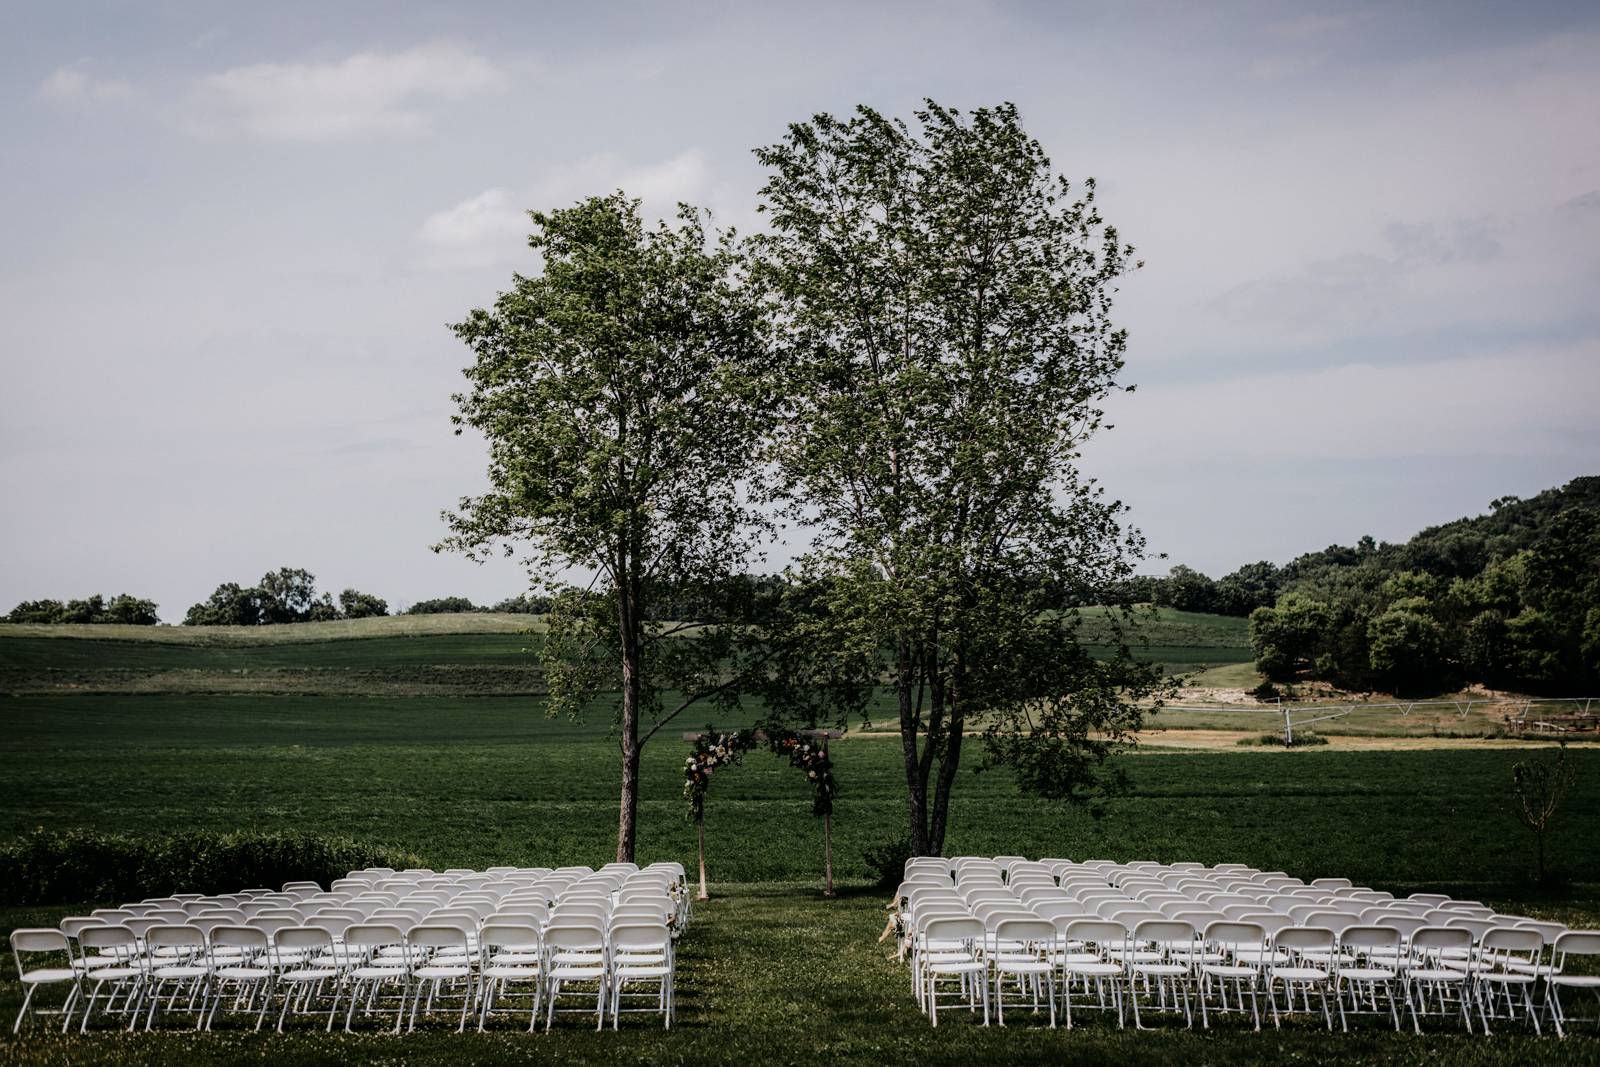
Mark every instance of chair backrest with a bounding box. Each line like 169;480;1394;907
1481;926;1543;955
993;918;1056;946
408;924;469;951
12;928;73;955
479;923;540;954
1409;926;1472;954
146;924;206;951
275;927;334;953
1063;919;1126;949
1552;930;1600;960
543;923;605;952
211;925;269;951
923;917;983;945
1338;924;1400;952
1133;919;1195;946
344;923;406;950
1204;920;1266;949
608;922;670;953
1274;926;1335;954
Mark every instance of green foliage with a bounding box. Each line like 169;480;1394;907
862;835;912;889
754;99;1167;855
337;589;388;619
1242;480;1600;696
6;594;159;626
1235;731;1329;747
185;568;354;627
0;827;420;906
406;596;481;615
1248;592;1330;681
442;192;773;859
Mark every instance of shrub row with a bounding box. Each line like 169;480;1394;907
0;828;423;906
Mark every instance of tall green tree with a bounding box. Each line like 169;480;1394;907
754;101;1165;856
441;193;769;862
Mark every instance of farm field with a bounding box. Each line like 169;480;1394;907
2;623;1596;1065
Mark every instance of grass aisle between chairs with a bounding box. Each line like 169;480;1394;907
3;885;1599;1066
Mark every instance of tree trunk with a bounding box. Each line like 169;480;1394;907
616;555;643;864
928;647;966;855
897;637;932;855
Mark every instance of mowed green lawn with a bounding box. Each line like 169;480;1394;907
2;618;1596;1065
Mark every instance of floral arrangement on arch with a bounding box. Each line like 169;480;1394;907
682;727;836;818
769;730;835;817
683;730;758;818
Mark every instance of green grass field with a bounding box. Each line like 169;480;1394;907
2;618;1596;1064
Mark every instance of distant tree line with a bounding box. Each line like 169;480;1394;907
1109;561;1283;618
1245;478;1600;697
4;594;160;626
181;568;387;626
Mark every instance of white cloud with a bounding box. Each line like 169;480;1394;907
37;62;135;104
185;42;507;141
418;150;712;268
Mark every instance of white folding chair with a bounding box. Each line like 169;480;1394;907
1059;919;1126;1030
921;917;987;1027
608;922;674;1029
990;918;1055;1027
271;927;343;1032
10;929;81;1034
205;926;273;1030
1545;930;1600;1037
1199;921;1265;1031
406;925;475;1031
543;922;608;1031
341;923;410;1033
478;923;543;1031
1405;926;1474;1033
1333;925;1403;1031
140;925;211;1030
1267;927;1334;1031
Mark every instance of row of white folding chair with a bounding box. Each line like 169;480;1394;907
907;913;1592;1035
20;916;677;1034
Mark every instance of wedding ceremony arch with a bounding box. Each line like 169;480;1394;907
682;728;841;899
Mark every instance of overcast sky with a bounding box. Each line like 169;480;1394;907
2;1;1597;620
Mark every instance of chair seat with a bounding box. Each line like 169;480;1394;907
1133;963;1190;977
152;965;209;979
1065;962;1123;977
1550;975;1600;988
1476;971;1535;986
1338;967;1396;981
485;965;540;980
549;965;606;980
490;951;541;965
85;966;141;981
351;966;407;980
1270;967;1329;982
414;965;470;979
1408;968;1467;983
614;965;670;979
215;966;272;980
1201;964;1258;979
928;960;986;974
280;968;339;982
20;967;76;983
995;960;1052;974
